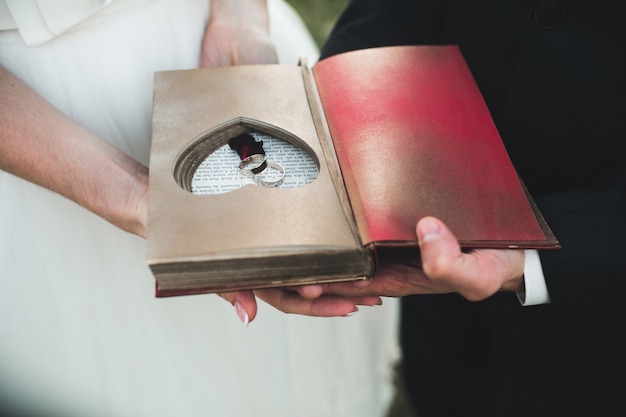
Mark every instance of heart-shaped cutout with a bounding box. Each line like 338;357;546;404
174;117;319;196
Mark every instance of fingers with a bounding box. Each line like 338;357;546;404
218;287;382;323
417;216;487;298
292;281;371;298
292;280;379;298
416;216;521;300
255;288;382;317
416;216;465;278
217;217;524;322
217;291;258;325
293;284;324;299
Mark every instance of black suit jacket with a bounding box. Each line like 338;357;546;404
321;1;626;416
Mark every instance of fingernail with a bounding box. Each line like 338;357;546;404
359;297;383;306
419;217;441;243
344;307;359;317
234;300;249;327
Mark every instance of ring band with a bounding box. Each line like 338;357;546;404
253;161;285;188
238;154;267;177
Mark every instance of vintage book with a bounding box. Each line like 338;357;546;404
147;45;559;297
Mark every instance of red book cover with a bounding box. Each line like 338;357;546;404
313;45;556;249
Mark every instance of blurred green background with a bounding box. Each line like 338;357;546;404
285;0;349;48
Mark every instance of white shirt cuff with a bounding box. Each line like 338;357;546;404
516;249;551;306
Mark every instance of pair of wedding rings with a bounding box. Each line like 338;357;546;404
238;154;285;187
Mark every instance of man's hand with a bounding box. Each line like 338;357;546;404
222;217;526;323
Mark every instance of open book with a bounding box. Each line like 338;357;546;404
147;45;559;297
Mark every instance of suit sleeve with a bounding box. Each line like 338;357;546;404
536;158;626;309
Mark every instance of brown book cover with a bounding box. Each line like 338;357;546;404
147;45;559;297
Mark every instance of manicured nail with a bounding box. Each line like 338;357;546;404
420;218;441;243
358;297;383;307
234;300;249;326
344;307;359;317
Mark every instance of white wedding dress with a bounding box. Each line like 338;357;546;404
0;1;400;416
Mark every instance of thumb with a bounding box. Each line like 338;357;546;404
416;216;463;279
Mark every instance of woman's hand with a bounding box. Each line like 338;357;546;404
0;66;149;238
201;0;278;67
